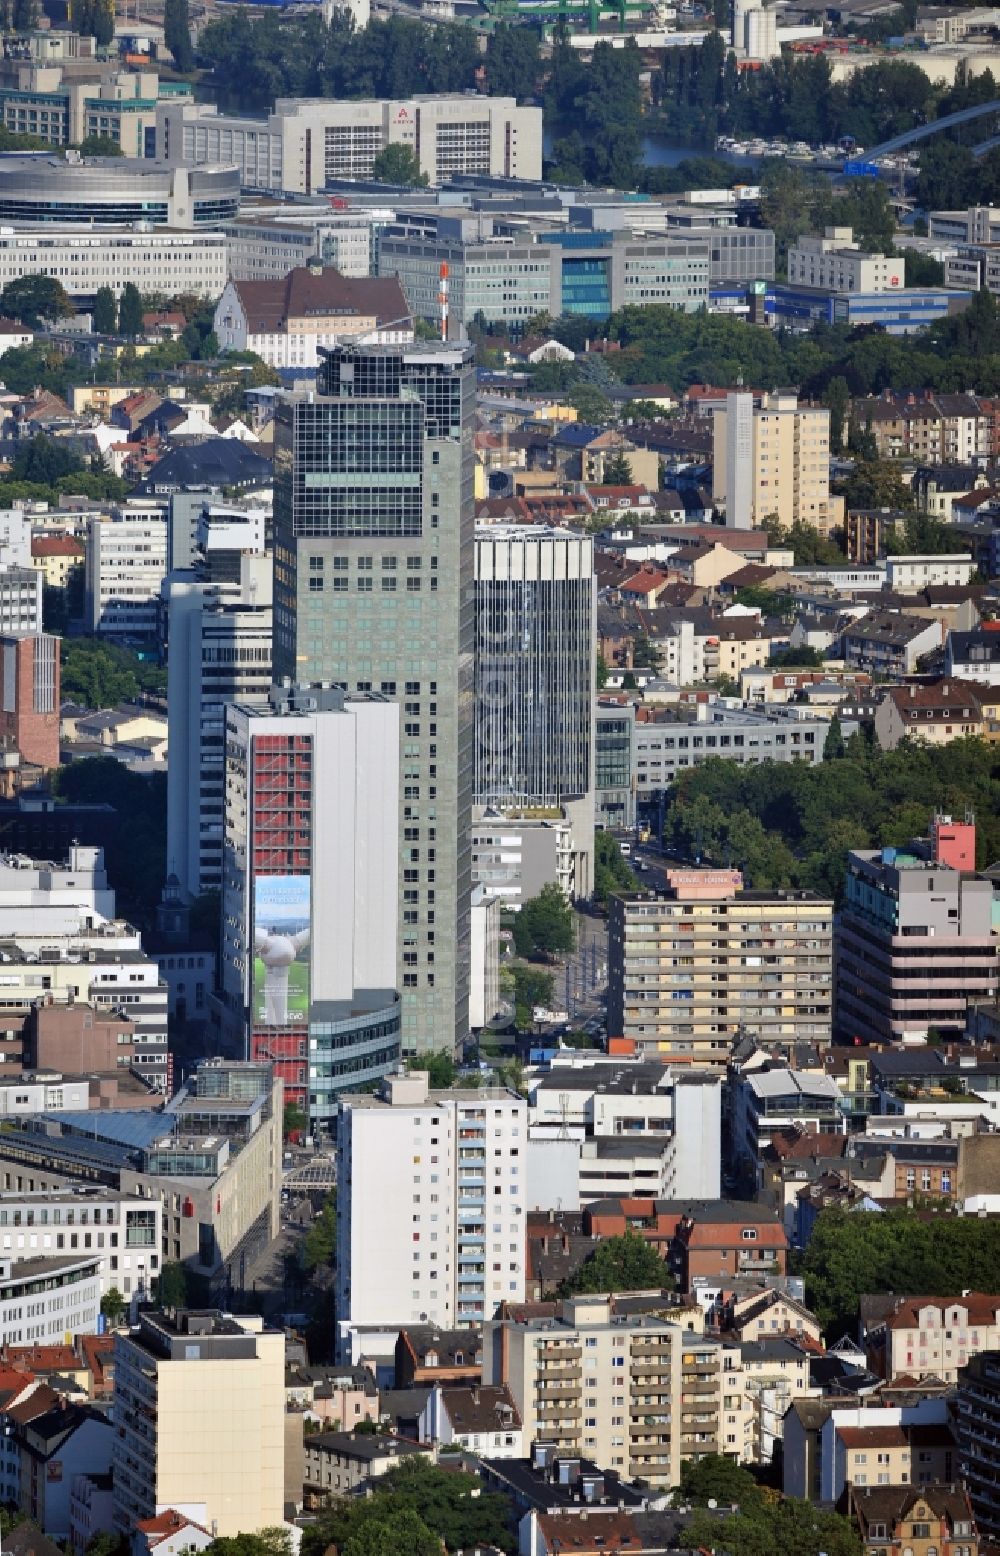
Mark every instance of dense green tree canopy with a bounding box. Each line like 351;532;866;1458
300;1457;514;1556
662;737;1000;904
1;274;74;327
594;829;637;906
800;1208;1000;1334
561;1230;672;1296
371;143;428;186
513;883;575;959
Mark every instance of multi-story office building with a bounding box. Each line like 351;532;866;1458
0;1186;161;1302
166;555;273;901
0;228;226;304
607;870;834;1064
788;227;906;293
272;342;475;1056
0;570;42;637
335;1070;526;1355
378;215;711;327
222;206;390;282
112;1309;285;1538
633;705;826;793
0;1251;101;1348
0;1059;282;1293
85;513;168;640
595;699;636;832
835;815;999;1043
0;60;185;152
957;1350;1000;1541
712;390;844;534
221;687;401;1123
484;1295;729;1485
157;95;542;192
0;155;238;226
475;527;595;899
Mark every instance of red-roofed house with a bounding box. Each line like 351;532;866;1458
131;1511;213;1556
214;267;412;369
619;566;673;607
30;534;84;591
867;1294;1000;1383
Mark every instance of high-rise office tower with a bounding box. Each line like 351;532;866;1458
272;342;475;1055
474;526;596;899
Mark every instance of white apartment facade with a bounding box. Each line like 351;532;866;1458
157;95;543;194
0;570;42;636
85;513;168;640
0;228;226;303
335;1071;526;1358
0;845;115;935
787;227;906;293
0;1186;161;1301
885;553;975;590
165;558;273;902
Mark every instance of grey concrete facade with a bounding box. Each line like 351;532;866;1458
272;342;475;1056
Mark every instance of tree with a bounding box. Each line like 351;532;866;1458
99;1287;126;1326
92;285;117;335
769;645;825;668
509;963;555;1028
301;1457;513;1556
283;1100;307;1140
570;383;614;425
117;282;143;339
684;1499;860;1556
85;1535;128;1556
407;1050;456;1088
603;450;634;485
301;1196;336;1273
60;640;141;708
200;1533;293;1556
824;714;846;760
157;1261;188;1307
77;134;123;156
562;1230;672;1295
371;143;429;187
596;653;609;690
513;882;575;959
594;829;637;906
673;1453;762;1509
0;274;74;327
92;0;114;45
164;0;194;71
13;433;83;486
822;375;850;455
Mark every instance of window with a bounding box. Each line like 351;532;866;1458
741;1228;757;1241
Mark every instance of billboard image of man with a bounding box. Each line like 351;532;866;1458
253;875;310;1025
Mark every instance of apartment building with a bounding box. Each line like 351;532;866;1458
788;227;905;292
112;1309;284;1538
85;513;167;641
841;610;944;676
0;571;42;638
484;1295;728;1486
335;1070;526;1357
850;1485;980;1556
874;678;987;750
607;871;833;1065
871;1294;1000;1384
157;95;543;192
0;1186;161;1302
856;393;991;465
957;1350;1000;1540
711;390;844;533
835;815;999;1042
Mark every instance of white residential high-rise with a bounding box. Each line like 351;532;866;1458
166;553;273;901
335;1070;526;1359
86;511;168;639
221;686;401;1129
713;391;844;535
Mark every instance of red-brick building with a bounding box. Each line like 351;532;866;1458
0;633;59;772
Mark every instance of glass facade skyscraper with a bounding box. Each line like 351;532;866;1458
272;342;475;1055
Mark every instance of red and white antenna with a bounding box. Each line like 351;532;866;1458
438;261;449;342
